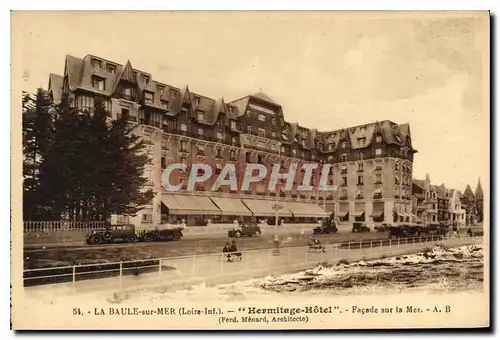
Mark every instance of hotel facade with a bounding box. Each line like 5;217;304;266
47;54;418;228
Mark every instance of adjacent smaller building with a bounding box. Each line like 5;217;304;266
412;174;465;228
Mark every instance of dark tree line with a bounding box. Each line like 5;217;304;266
22;89;154;221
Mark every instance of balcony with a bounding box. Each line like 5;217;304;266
339;196;348;200
340;169;348;174
373;193;383;199
356;195;364;200
374;181;383;185
117;93;139;103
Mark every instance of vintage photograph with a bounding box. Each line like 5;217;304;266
11;11;490;330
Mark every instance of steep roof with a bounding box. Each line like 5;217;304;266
48;73;64;104
250;92;280;106
463;184;475;200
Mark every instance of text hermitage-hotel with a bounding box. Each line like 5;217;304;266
46;54;417;228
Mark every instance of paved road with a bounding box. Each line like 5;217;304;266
24;231;390;270
55;236;482;294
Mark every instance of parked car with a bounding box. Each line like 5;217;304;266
352;222;371;233
85;224;137;245
137;225;183;242
313;218;338;234
374;223;392;232
228;223;261;238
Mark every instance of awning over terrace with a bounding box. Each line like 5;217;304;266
280;201;330;218
161;194;221;215
241;199;293;218
210;197;252;216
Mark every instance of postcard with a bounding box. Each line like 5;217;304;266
11;10;490;330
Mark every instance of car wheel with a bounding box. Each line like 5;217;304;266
255;231;261;237
128;234;137;243
143;233;153;242
235;231;241;238
173;232;182;241
103;232;112;242
90;235;101;245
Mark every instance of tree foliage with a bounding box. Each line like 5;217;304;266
23;92;154;221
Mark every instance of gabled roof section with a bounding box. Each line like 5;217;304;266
250;92;280;107
64;54;84;91
228;96;250;118
180;85;192;107
48;73;63;104
120;60;136;83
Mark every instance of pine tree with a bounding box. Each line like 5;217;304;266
22;88;55;220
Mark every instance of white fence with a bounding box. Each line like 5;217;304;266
23;235;481;294
23;221;107;232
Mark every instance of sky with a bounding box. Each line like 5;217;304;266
11;11;490;193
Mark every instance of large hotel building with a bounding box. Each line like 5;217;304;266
47;54;418;228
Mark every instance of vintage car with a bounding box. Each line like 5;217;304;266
228;224;262;238
352;222;371;233
85;224;137;245
374;223;392;232
312;219;338;234
137;225;183;242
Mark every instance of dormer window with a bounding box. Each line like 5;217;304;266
132;71;138;79
360;126;366;133
161;100;169;110
280;146;285;153
231;120;237;130
92;58;102;69
328;143;334;151
157;85;165;94
341;141;348;148
197;111;204;121
292;149;297;157
197;128;204;136
394;134;402;143
216;131;224;140
375;134;383;143
272;118;276;125
144;91;154;104
258;113;266;122
281;133;288;140
301;140;306;147
107;64;116;74
91;76;105;91
170;88;179;98
143;75;150;85
357;137;366;146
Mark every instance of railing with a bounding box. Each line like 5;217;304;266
23;235;481;292
24;221;107;232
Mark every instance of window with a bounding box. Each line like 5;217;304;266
143;75;150;85
258;113;266;121
341;165;347;174
161;157;167;169
328;143;334;151
92;58;102;69
121;108;129;119
341;177;347;186
169;88;179;98
375;148;382;156
180;141;188;152
360;126;366;133
197;111;204;121
357;176;364;185
144;91;154;104
341;154;347;162
258;128;266;137
161;140;168;150
271;131;277;139
107;64;116;74
197;128;204;136
357;163;364;172
342;189;348;198
215;148;222;158
280;146;285;153
161;101;169;110
197;145;205;155
231;136;238;145
142;214;153;223
395;176;399;185
231;121;237;130
292;149;297;157
247;125;253;134
91;76;105;91
157;85;165;94
328;155;334;162
272;118;276;125
375;134;382;143
194;96;201;105
216;131;224;140
132;71;138;79
357;137;366;146
342;141;348;148
230;150;237;161
301;140;306;147
376;174;382;184
180;123;187;132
